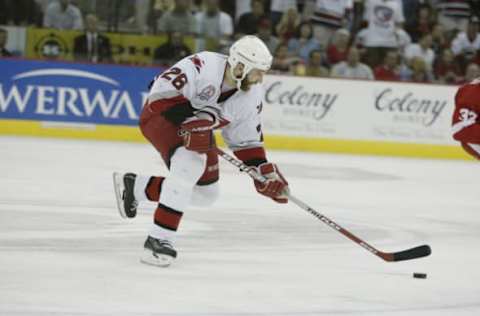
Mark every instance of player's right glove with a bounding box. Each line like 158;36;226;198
254;162;289;203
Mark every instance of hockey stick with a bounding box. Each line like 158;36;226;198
215;147;431;262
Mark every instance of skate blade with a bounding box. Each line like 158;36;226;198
140;250;174;267
112;172;127;219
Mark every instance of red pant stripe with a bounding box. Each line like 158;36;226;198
145;176;165;201
154;204;183;231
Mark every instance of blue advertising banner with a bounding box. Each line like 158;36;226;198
0;59;164;126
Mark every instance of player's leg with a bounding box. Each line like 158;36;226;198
114;135;221;217
143;147;207;267
113;111;180;219
143;150;219;266
190;182;220;206
190;150;220;206
114;158;220;216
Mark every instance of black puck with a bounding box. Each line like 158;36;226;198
413;272;427;279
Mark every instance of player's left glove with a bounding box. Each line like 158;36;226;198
254;162;289;203
180;111;218;153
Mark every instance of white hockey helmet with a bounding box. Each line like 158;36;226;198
227;35;273;89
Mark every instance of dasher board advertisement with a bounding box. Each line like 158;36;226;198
263;76;458;145
0;59;162;126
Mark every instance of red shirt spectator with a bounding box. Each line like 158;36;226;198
326;28;350;65
374;50;400;81
374;66;400;81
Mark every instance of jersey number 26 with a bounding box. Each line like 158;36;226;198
161;67;188;90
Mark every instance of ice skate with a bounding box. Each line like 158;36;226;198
140;236;177;267
112;172;138;218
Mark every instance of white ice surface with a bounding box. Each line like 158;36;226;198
0;136;479;316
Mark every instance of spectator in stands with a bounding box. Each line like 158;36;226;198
431;23;449;55
359;0;405;68
326;28;350;65
270;0;297;28
350;0;364;34
304;49;329;77
153;31;191;66
0;0;42;26
237;0;267;35
353;27;369;59
374;49;400;81
356;22;410;64
398;55;413;81
256;18;279;54
303;0;353;50
434;48;462;84
394;27;413;55
43;0;84;30
451;16;480;74
405;4;436;43
234;0;251;22
135;0;150;34
0;28;12;57
330;46;374;80
459;62;480;84
402;0;422;32
73;14;112;64
434;0;471;34
195;0;234;52
158;0;195;35
275;7;301;43
404;33;435;71
409;56;432;83
146;0;174;33
287;22;320;63
0;1;8;25
271;43;299;74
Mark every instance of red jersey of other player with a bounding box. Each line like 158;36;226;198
452;78;480;159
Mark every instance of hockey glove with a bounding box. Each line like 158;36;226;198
180;111;217;153
254;162;289;203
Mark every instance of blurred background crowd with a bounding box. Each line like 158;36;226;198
1;0;480;84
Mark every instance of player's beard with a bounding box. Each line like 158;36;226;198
240;77;255;91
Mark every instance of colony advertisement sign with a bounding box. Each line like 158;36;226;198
369;82;455;143
263;76;458;145
262;76;342;137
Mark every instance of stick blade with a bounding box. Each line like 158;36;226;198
392;245;431;262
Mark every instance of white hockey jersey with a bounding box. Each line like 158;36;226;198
147;51;264;151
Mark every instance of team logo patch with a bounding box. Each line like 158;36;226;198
198;85;216;101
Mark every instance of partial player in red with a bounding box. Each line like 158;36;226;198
452;78;480;160
112;36;289;267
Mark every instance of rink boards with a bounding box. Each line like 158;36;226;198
0;58;470;159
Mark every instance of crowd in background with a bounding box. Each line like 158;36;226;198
1;0;480;85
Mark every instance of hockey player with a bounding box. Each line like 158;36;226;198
113;35;289;267
452;78;480;160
